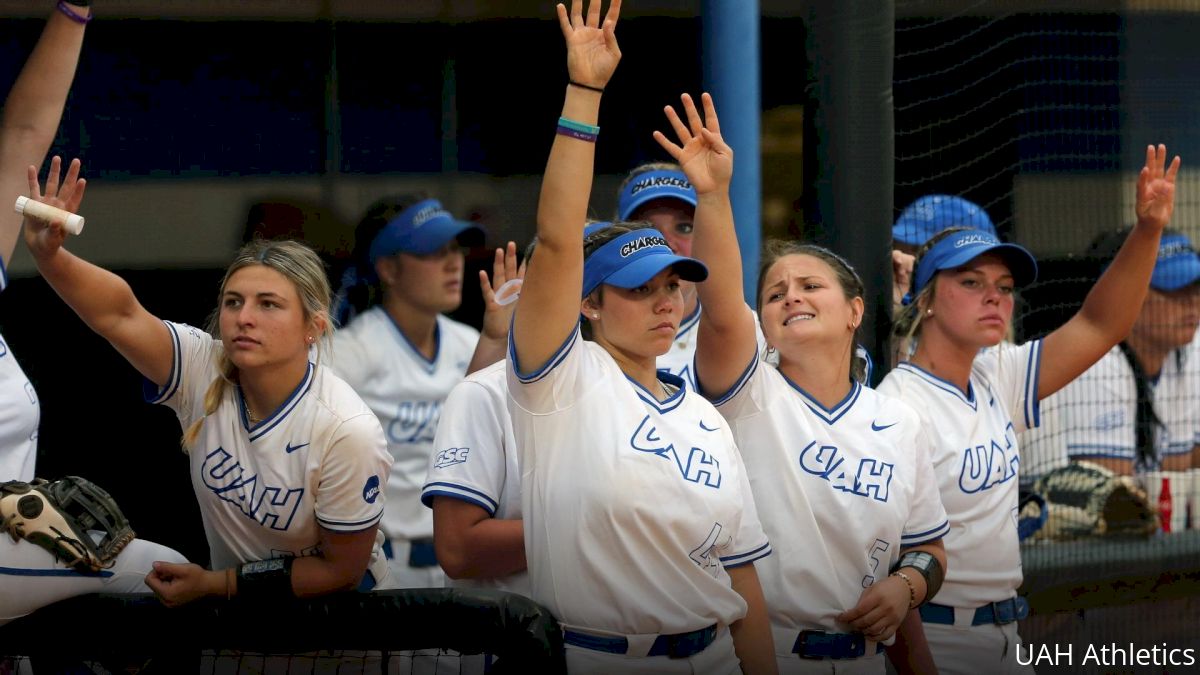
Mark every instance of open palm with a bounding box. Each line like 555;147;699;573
558;0;622;89
653;93;733;195
1135;143;1181;232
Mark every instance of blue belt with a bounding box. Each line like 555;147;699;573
381;538;439;568
920;597;1029;626
793;630;885;660
563;624;718;658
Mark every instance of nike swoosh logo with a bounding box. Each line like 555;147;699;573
870;421;897;432
699;420;720;432
285;442;310;454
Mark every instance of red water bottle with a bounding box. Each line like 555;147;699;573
1158;477;1173;533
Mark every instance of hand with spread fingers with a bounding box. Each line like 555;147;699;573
557;0;622;91
22;155;86;261
653;92;733;197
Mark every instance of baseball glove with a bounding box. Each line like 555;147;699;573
1030;461;1159;540
0;476;136;572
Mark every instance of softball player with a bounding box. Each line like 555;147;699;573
507;3;776;673
879;144;1180;674
22;169;393;605
1023;229;1200;479
658;92;948;674
0;8;187;632
329;197;519;588
421;360;527;594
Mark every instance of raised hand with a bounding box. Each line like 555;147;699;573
478;241;524;341
652;93;733;196
557;0;622;90
22;155;86;260
1135;143;1181;232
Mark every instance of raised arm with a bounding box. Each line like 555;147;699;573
1040;144;1181;399
654;93;757;397
511;0;621;372
0;3;88;267
23;157;173;386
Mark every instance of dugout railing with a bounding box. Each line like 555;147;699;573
0;587;566;674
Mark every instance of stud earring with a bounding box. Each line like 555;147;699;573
925;308;933;317
592;313;599;319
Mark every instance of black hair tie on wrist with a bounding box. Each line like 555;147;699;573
569;80;605;94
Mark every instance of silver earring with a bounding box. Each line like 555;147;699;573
592;313;599;319
925;308;933;317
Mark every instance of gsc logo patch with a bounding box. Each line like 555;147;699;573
434;447;470;468
362;475;381;504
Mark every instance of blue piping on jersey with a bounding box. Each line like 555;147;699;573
241;362;315;441
709;348;760;407
1024;340;1043;430
511;326;577;384
383;307;442;374
674;301;702;341
627;371;687;413
145;321;184;405
317;511;383;530
317;517;384;534
781;375;862;425
421;482;499;515
901;520;950;545
0;254;7;293
720;541;772;568
0;566;114;578
895;362;977;410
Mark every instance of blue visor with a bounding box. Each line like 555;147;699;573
893;195;996;247
368;199;483;261
1151;233;1200;291
584;221;613;238
582;229;708;298
617;170;697;221
913;229;1037;296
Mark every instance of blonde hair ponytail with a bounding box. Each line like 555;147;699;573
181;350;237;451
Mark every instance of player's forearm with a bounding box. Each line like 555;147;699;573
728;563;779;675
437;518;526;580
1076;223;1161;345
535;86;599;252
886;609;939;675
692;191;749;333
1;6;86;140
288;553;368;597
466;334;507;375
33;246;145;338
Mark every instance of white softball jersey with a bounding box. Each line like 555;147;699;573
506;328;771;635
711;351;949;637
877;340;1043;608
1023;342;1200;477
329;307;478;542
149;321;391;583
421;360;530;596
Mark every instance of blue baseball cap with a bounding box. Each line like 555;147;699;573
582;229;708;298
913;228;1038;296
368;198;482;262
617;169;697;221
1150;233;1200;291
893;195;996;247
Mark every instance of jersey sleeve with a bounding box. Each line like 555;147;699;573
901;424;950;547
980;339;1043;434
314;412;391;533
717;438;772;569
507;326;601;414
421;377;509;515
143;321;218;429
707;347;770;422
